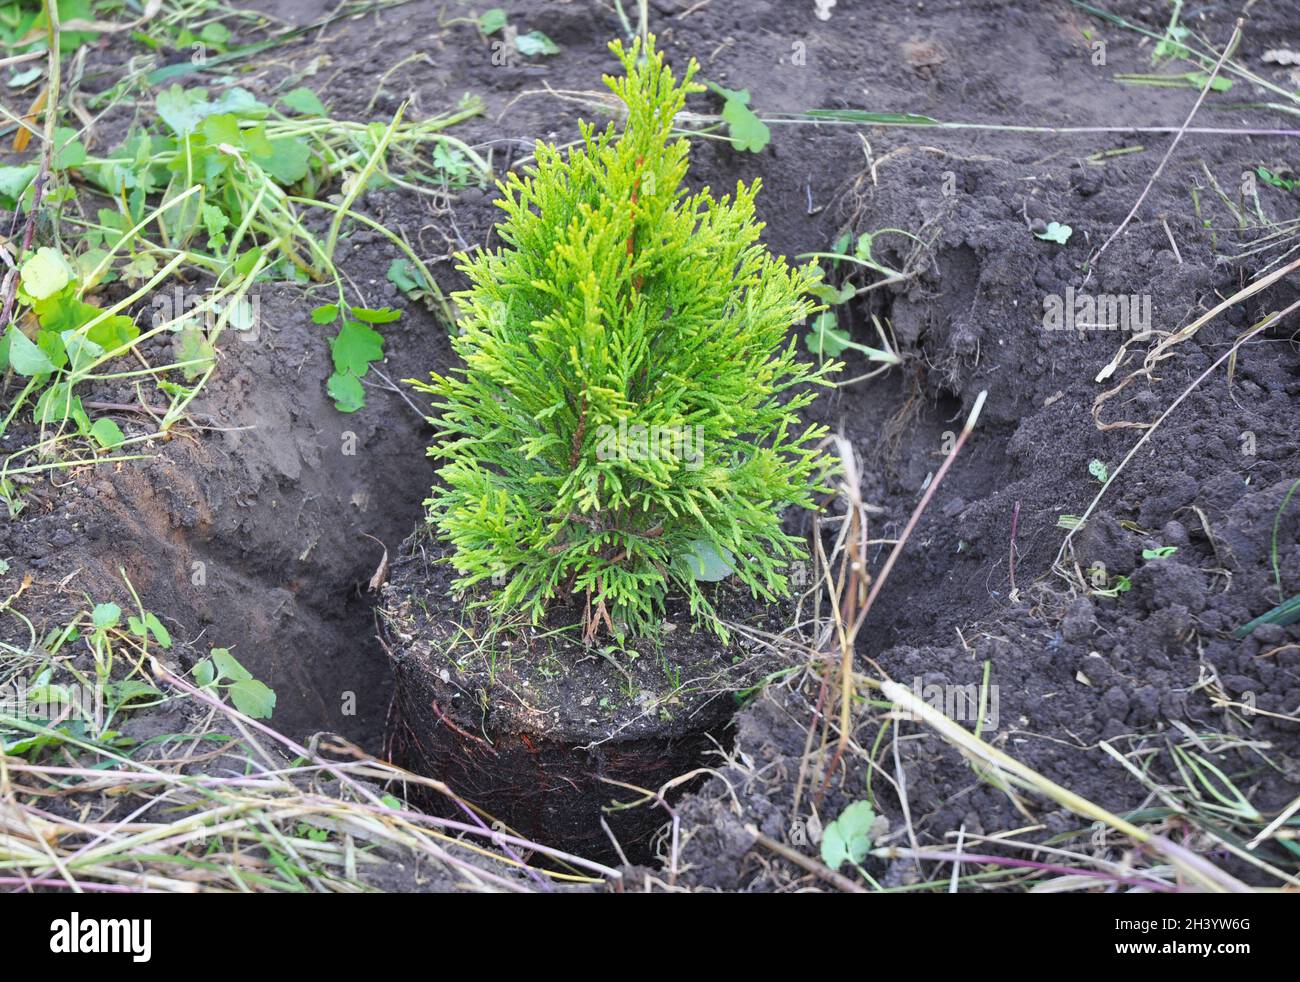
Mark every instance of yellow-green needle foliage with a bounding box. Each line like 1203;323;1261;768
414;36;835;641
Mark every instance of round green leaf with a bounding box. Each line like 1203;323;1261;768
821;800;876;870
685;540;734;582
19;247;73;301
228;679;276;718
89;417;125;449
5;325;56;376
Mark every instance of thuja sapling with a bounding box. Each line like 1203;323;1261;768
413;36;837;642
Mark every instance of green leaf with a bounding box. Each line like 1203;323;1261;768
35;294;133;349
280;87;327;116
156;85;266;137
7;66;43;88
1233;594;1300;639
514;30;560;57
330;319;384;375
52;126;86;170
707;82;770;153
1142;546;1178;560
193;658;215;687
854;232;875;262
92;602;122;631
821;800;875;870
155;86;210;138
89;417;125;449
347;305;401;324
311;304;340;324
387;258;427;294
199;22;231;46
478;8;507;34
1093;574;1133;598
1185;71;1232;93
61;331;104;373
0;164;38;208
233;248;263;278
228;679;276;718
36;330;69;372
202;87;269;121
20;247;73;300
805;310;850;357
211;647;252;681
1153;25;1190;62
107;679;163;708
255;137;312;185
684;540;734;582
1035;221;1073;244
5;326;56;376
17;0;97;52
174;325;216;381
33;384;88;430
128;612;172;648
327;371;366;413
809;280;855;305
148;613;169;644
1088;458;1108;483
1257;166;1298;192
86;314;138;353
202;203;229;249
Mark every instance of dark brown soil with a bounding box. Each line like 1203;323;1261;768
379;536;776;861
4;0;1299;890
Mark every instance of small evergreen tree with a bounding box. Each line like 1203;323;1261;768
414;36;834;642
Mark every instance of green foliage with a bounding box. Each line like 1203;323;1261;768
0;162;39;209
193;647;277;719
313;303;400;412
515;30;560;57
477;8;507;34
1092;573;1132;598
1034;220;1073;244
281;86;327;117
821;800;876;871
804;309;897;366
415;37;834;640
0;586;184;758
1115;70;1232;93
387;257;438;306
131;18;232;57
1;0;99;52
706;81;770;153
796;232;904;372
70;85;310;281
0;245;142;445
79;83;485;281
62;82;479;414
128;610;172;648
1233;593;1300;639
1258;165;1298;193
476;8;560;56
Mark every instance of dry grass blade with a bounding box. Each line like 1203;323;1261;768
821;391;987;789
1092;256;1300;429
1087;19;1243;270
0;651;615;893
879;680;1252;893
1059;298;1300;570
